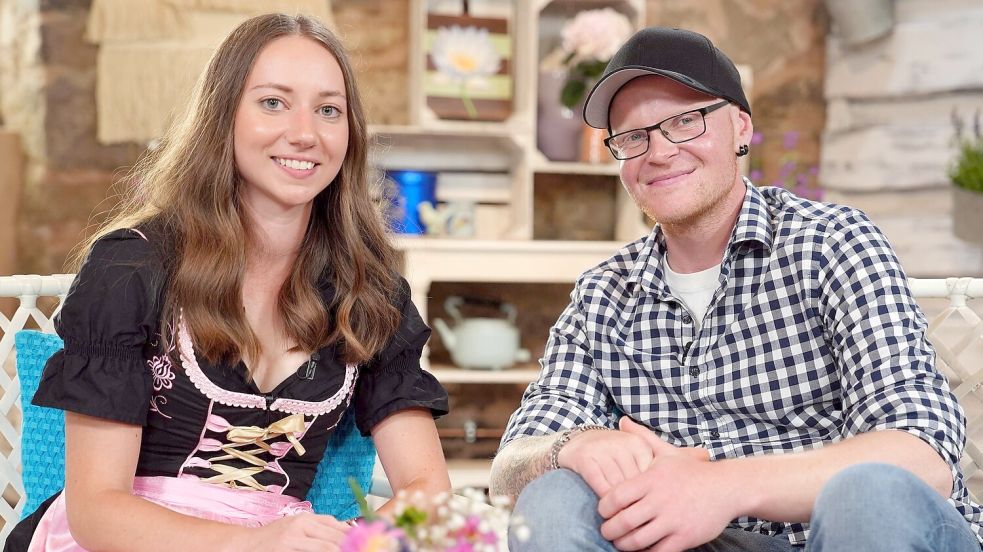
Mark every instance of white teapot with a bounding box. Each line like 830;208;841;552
432;296;531;370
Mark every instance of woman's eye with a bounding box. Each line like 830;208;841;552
262;98;282;109
320;105;342;117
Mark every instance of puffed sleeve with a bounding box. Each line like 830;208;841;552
354;277;448;436
32;228;162;425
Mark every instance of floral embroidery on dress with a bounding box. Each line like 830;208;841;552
149;344;176;391
149;337;176;418
149;395;173;419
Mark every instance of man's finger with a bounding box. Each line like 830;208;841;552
613;517;670;552
619;417;674;453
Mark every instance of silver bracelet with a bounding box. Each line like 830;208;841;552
548;424;611;471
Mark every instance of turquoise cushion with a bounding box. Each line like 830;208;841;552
14;330;66;518
14;329;375;520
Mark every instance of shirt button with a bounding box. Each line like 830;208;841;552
710;429;720;439
681;312;692;324
689;366;700;377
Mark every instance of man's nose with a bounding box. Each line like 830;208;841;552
643;129;679;164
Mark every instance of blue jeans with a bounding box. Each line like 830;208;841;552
509;463;980;551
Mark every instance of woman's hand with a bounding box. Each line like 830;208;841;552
236;513;350;552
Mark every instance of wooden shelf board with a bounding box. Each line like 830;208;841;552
429;363;540;384
532;159;621;176
369;123;514;140
446;458;494;489
395;236;624;254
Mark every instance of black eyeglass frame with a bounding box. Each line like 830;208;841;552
604;99;732;160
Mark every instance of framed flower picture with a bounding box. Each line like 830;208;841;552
424;5;513;121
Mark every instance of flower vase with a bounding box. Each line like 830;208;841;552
953;186;983;246
536;70;585;162
824;0;894;46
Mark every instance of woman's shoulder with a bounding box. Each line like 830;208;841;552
80;220;175;287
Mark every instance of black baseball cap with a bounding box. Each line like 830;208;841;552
583;27;751;130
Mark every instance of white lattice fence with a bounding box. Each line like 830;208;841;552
0;275;73;543
911;278;983;499
0;275;980;543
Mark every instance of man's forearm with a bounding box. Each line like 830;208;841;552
724;429;953;523
489;434;556;500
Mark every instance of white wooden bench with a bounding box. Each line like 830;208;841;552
2;274;982;542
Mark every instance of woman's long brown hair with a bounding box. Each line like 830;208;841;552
75;13;400;366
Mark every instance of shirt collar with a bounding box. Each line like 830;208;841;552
628;179;775;296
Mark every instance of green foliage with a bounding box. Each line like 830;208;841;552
950;138;983;193
950;109;983;193
560;58;608;109
393;505;428;531
348;476;377;521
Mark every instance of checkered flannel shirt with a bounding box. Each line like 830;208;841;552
501;182;983;546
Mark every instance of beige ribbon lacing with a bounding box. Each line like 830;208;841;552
202;413;308;491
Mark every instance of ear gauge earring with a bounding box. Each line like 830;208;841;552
736;144;749;157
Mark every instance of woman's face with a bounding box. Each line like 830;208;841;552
233;35;349;219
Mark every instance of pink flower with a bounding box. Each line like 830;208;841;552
561;8;633;64
341;520;405;552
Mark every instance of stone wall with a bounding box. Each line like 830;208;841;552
0;0;409;275
821;0;983;276
8;0;143;274
647;0;828;202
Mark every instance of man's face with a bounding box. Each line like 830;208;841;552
608;75;752;227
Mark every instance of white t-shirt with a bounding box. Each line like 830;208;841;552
663;258;721;330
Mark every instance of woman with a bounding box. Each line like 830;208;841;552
8;13;450;552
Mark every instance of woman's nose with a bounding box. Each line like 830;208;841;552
285;111;316;148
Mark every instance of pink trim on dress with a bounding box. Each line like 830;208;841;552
178;400;216;477
177;321;266;409
176;317;358;416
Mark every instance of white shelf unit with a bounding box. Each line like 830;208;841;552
384;0;651;244
396;237;625;334
383;0;649;490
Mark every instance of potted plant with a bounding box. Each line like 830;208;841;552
949;109;983;245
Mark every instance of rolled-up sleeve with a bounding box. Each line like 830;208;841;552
820;211;965;477
500;281;617;450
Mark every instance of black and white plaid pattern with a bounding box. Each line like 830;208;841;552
501;182;983;546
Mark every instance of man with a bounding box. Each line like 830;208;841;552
491;27;982;552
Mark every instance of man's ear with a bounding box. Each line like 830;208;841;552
732;107;753;150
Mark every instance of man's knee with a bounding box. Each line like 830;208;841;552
815;462;929;517
810;463;948;549
509;469;610;550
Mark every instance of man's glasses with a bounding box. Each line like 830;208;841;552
604;100;731;160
